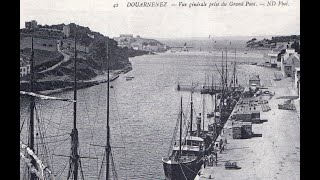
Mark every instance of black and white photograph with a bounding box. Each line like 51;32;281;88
20;0;300;179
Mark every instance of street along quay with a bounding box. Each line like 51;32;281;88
198;76;300;180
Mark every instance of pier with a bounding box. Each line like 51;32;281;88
177;83;244;93
198;77;300;180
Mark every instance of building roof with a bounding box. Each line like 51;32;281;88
267;53;278;57
283;53;300;67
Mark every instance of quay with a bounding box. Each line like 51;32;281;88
177;83;244;93
197;77;300;180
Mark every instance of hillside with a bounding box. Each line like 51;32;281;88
113;35;167;52
246;35;300;52
20;23;150;92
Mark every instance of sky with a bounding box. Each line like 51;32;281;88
20;0;300;39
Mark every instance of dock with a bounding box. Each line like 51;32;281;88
177;84;244;93
198;77;300;180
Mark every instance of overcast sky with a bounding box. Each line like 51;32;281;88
20;0;300;38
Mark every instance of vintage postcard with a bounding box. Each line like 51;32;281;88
20;0;300;179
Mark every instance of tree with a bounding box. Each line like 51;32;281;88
291;41;300;54
277;49;286;62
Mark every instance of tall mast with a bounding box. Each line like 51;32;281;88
202;95;205;134
68;26;79;180
29;33;37;180
179;96;183;158
190;93;193;135
225;47;228;89
234;48;237;89
204;72;207;89
221;51;224;95
214;68;218;136
106;37;110;180
211;73;213;93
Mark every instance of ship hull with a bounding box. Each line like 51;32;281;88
162;157;203;180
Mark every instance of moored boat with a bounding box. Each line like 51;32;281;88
162;136;204;180
126;76;134;81
162;97;204;180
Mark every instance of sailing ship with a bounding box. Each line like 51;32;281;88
208;48;242;142
162;96;204;180
194;48;243;156
20;28;118;180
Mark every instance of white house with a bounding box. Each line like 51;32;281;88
20;57;31;78
249;75;261;86
281;49;300;77
281;49;295;60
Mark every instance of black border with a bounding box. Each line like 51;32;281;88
2;0;311;179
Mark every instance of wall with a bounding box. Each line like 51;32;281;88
20;37;58;52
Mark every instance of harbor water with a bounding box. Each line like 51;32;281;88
20;45;275;179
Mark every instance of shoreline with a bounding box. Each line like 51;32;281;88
39;70;125;95
21;64;132;96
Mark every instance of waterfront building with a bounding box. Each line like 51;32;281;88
281;50;300;77
20;57;30;78
249;75;261;86
267;53;279;67
280;49;295;61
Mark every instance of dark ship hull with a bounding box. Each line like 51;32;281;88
162;157;203;180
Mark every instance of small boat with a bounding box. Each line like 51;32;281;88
110;85;114;88
126;76;134;81
207;112;214;118
225;161;241;169
270;63;277;68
